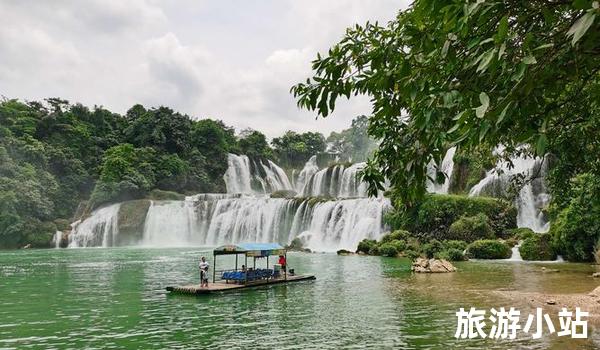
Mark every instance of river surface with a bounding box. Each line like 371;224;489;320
1;248;599;349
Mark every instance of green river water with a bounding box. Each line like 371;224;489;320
1;248;599;349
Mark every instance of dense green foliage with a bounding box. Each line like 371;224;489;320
272;131;326;168
466;240;511;259
293;0;600;207
386;194;516;241
0;99;239;248
519;233;556;261
448;213;494;242
550;173;600;261
292;0;600;261
357;231;468;261
326;115;377;162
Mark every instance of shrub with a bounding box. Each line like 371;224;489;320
422;239;444;258
444;248;467;261
466;240;511;259
550;174;600;262
368;245;380;256
380;230;411;243
404;249;420;261
443;240;468;252
390;239;407;253
519;234;556;261
506;227;536;240
356;239;377;254
337;249;352;255
386;194;517;240
379;243;399;257
447;213;494;242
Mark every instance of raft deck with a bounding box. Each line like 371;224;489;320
166;274;316;295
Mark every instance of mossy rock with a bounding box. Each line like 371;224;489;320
117;200;151;245
270;190;297;199
147;189;185;201
519;233;556;261
466;240;511;259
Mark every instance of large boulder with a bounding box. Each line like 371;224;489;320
411;257;456;273
116;200;151;245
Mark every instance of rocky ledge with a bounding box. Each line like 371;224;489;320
411;258;456;273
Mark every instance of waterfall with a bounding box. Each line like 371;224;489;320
68;203;121;248
426;147;456;194
68;154;390;251
53;231;62;248
469;153;550;232
224;153;292;194
507;242;524;261
299;162;370;198
295;155;319;193
294;198;390;252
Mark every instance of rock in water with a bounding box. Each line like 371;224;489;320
411;258;456;273
592;272;600;278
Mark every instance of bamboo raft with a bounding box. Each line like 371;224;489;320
166;274;316;295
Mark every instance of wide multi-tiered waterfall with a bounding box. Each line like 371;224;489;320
67;154;390;251
469;154;550;233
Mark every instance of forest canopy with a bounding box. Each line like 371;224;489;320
0;98;372;248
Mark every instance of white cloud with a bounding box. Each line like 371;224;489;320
0;0;410;137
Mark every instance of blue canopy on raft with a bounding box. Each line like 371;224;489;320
213;243;285;257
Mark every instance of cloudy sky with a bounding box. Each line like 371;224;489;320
0;0;410;137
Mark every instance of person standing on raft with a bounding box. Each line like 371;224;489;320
199;256;210;288
278;255;286;277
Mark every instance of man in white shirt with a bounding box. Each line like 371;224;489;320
199;256;210;288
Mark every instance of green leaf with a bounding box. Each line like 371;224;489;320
442;40;450;58
452;110;467;121
498;43;506;58
496;15;509;43
477;48;496;73
522;55;537;65
535;134;548;155
567;12;596;45
475;92;490;118
533;43;554;51
479;120;491;142
496;102;512;126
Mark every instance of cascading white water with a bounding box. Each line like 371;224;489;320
223;153;292;194
293;197;390;252
140;195;390;251
426;147;457;194
299;162;370;198
295;155;319;193
68;154;390;251
68;203;121;248
53;231;62;248
469;153;550;233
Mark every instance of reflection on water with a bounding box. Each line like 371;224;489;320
0;248;598;349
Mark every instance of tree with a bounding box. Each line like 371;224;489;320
238;129;273;159
292;0;600;207
272;131;326;168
